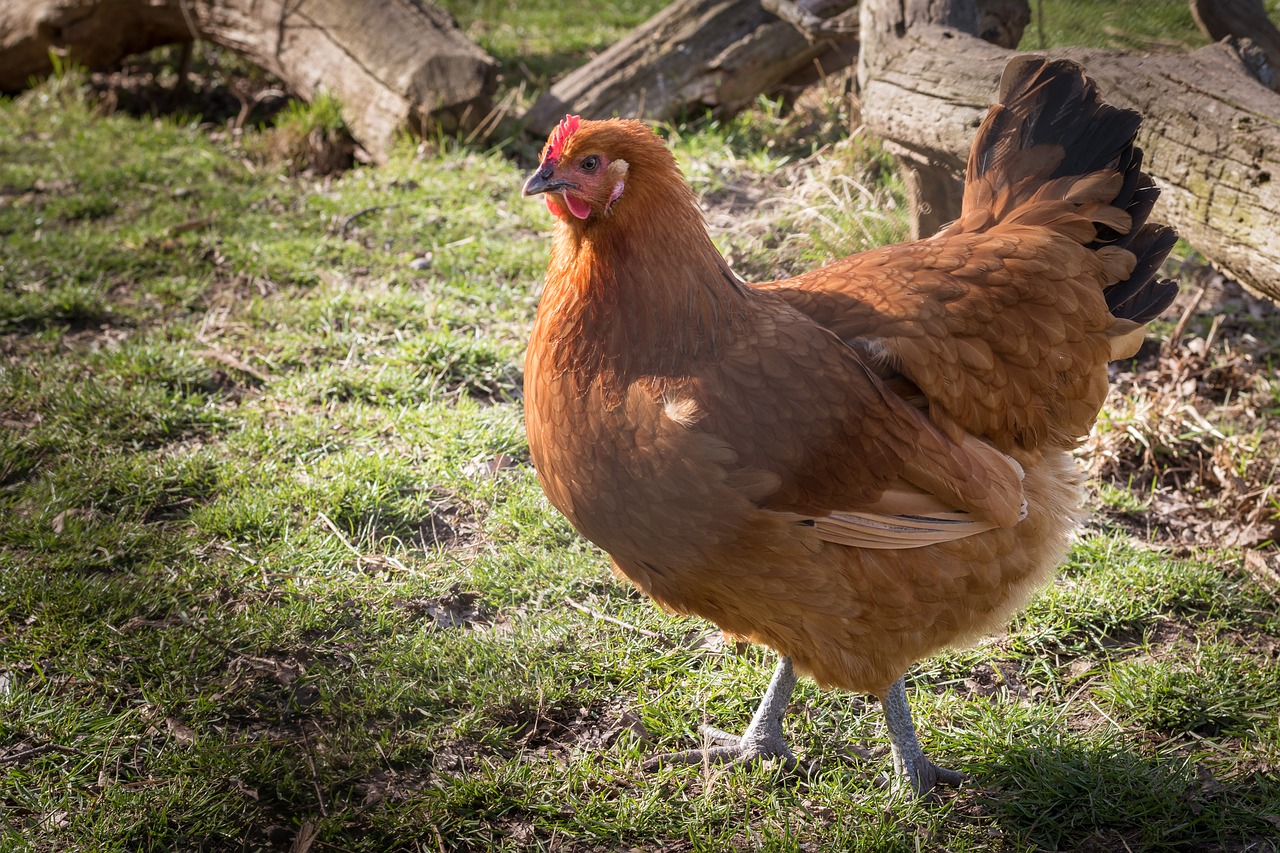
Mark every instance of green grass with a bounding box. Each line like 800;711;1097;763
3;6;1280;852
1019;0;1209;52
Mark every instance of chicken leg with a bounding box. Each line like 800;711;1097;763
642;655;798;770
880;676;965;795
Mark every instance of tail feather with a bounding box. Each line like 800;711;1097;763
1105;227;1179;324
1088;149;1148;248
963;55;1178;327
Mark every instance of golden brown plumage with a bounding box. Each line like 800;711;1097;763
521;56;1177;793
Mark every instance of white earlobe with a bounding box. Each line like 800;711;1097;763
605;160;628;213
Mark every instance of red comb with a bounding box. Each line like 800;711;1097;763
544;114;581;162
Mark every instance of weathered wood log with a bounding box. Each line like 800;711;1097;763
524;0;1030;135
0;0;498;162
1190;0;1280;90
524;0;859;136
858;0;1280;301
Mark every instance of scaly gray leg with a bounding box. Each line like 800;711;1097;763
880;676;965;795
643;655;797;770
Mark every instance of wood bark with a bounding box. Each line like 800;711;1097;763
858;0;1280;301
1189;0;1280;90
0;0;498;162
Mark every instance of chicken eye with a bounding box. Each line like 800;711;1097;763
581;155;600;172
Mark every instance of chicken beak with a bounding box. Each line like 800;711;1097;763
523;163;574;197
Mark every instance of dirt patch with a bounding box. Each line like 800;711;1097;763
89;44;290;131
416;489;483;552
430;696;652;775
508;696;653;757
960;661;1034;703
400;589;492;630
348;766;437;808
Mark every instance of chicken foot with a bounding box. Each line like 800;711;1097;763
880;676;965;795
642;655;797;770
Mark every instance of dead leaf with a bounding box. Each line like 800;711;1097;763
230;777;259;801
464;453;518;478
33;178;74;194
0;413;42;429
237;654;305;685
685;629;750;654
290;820;319;853
406;592;487;629
606;708;652;745
686;629;727;652
166;717;197;745
51;508;94;534
1243;550;1280;594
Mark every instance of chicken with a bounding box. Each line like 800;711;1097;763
520;56;1177;794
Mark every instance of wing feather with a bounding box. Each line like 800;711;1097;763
687;295;1028;539
812;509;999;549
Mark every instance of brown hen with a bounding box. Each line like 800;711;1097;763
520;56;1177;794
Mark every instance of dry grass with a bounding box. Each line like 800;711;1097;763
1087;269;1280;555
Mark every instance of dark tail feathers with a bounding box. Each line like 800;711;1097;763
966;55;1178;325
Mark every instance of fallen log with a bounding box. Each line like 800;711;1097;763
524;0;1030;135
0;0;498;162
858;0;1280;301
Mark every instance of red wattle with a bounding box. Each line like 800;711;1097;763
564;193;592;220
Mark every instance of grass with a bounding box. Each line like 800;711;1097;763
1018;0;1208;52
3;4;1280;851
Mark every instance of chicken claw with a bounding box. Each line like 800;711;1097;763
642;656;798;771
